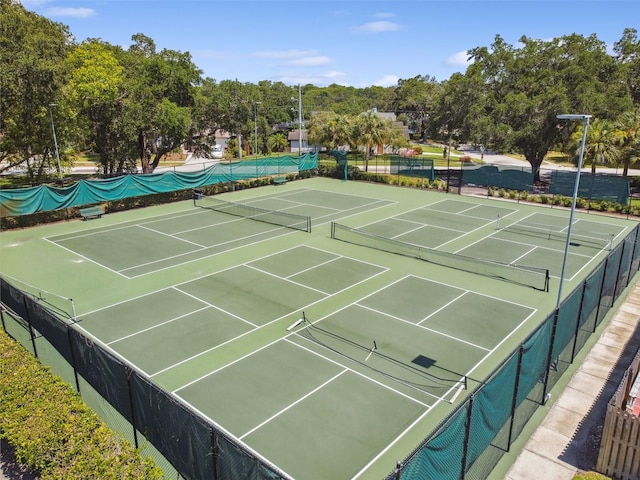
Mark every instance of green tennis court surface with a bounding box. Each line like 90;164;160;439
1;177;636;479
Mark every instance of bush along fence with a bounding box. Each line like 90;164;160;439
387;224;640;480
0;276;293;480
0;325;164;479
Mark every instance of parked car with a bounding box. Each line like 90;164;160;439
211;144;224;159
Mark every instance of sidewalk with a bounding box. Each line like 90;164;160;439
503;279;640;479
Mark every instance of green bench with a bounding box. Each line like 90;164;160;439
79;206;104;220
273;177;287;185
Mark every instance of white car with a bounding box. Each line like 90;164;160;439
211;144;224;159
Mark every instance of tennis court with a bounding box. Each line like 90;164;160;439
1;177;636;479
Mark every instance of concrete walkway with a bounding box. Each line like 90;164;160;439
503;279;640;479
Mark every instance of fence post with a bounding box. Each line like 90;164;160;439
541;309;560;404
460;395;474;479
210;427;218;480
570;281;588;363
593;257;609;332
67;328;81;393
126;367;139;449
507;345;525;448
22;297;38;358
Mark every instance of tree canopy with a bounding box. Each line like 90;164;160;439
1;0;639;180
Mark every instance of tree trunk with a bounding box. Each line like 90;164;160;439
138;130;152;174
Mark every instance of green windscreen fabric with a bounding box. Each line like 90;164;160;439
399;408;467;479
390;156;434;181
462;165;533;191
465;354;519;478
0;153;318;216
550;171;630;203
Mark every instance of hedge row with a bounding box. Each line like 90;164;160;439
0;328;164;479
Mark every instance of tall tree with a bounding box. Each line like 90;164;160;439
124;35;201;172
65;40;129;174
307;111;354;150
466;34;630;181
393;75;442;142
614;28;640;105
353;110;390;171
571;118;620;174
0;0;71;182
616;107;640;176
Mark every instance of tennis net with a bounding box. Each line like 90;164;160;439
195;195;311;232
289;312;465;398
496;217;614;250
331;222;549;291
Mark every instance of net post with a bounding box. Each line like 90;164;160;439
71;299;77;323
331;222;336;239
608;233;614;251
545;269;550;293
496;215;501;229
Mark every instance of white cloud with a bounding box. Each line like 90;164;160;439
44;7;95;18
374;12;396;19
253;50;318;60
354;21;401;34
288;56;332;67
374;74;399;87
276;70;347;87
21;0;50;7
445;50;473;67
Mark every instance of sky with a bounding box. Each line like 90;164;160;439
21;0;640;88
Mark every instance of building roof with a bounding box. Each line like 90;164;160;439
287;129;308;141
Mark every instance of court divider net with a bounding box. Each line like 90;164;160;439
331;222;549;291
496;217;614;250
195;195;311;232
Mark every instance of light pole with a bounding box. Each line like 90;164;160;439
298;84;303;156
48;103;62;179
253;101;261;157
555;113;591;308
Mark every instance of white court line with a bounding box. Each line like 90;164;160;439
285;337;435;406
137;224;207;248
172;287;259;327
239;369;348;440
118;221;290;275
123;226;302;279
43;237;128;278
357;302;490;352
107;306;211;345
244;263;331;296
160;265;388;380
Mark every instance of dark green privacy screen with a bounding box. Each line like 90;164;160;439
0;154;317;217
388;223;640;480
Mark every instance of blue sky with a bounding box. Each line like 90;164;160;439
22;0;640;87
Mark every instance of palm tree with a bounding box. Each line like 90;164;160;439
307;112;353;150
353;111;389;172
615;108;640;177
325;114;354;149
267;132;288;153
571;118;619;174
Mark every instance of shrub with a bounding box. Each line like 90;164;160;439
508;190;517;199
572;472;610;480
498;188;506;198
0;329;163;479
